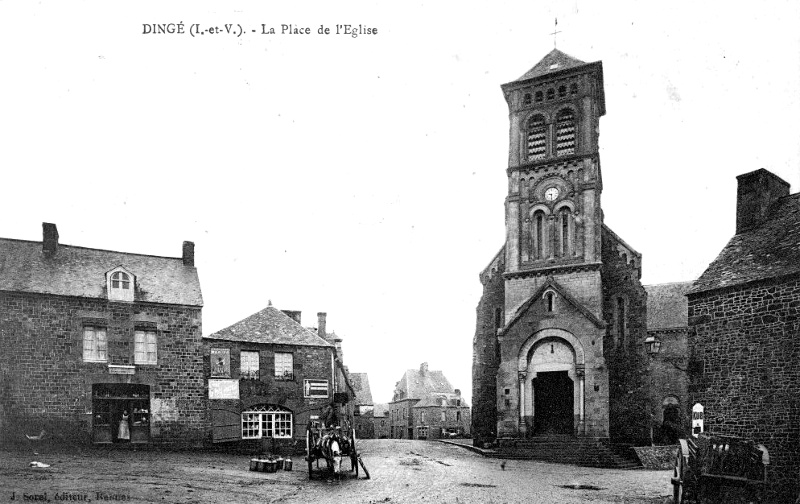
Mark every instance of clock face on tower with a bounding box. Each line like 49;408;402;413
544;187;560;201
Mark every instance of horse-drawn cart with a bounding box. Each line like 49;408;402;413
671;434;769;503
305;420;370;480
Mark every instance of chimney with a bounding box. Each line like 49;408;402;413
42;223;59;256
420;362;429;374
282;310;302;324
317;312;327;339
736;169;790;234
182;241;195;266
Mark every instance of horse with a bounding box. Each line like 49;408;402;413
319;433;343;476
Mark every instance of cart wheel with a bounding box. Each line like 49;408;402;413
306;423;313;479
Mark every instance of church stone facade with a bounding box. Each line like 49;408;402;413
472;49;650;445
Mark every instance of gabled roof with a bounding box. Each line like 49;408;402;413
372;403;389;418
205;305;333;347
0;238;202;306
644;282;692;330
394;366;454;401
689;193;800;295
513;49;587;82
499;276;605;336
349;373;374;406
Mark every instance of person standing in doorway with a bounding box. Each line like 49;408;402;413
118;410;130;442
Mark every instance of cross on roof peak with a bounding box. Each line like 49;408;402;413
550;18;561;48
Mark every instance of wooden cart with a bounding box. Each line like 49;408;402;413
305;420;370;480
671;434;769;503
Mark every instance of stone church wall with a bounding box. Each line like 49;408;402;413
471;250;505;445
600;228;650;444
688;275;800;502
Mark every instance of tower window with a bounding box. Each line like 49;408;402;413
523;93;532;106
559;208;572;257
526;115;546;161
546;88;555;101
570;83;578;95
534;91;543;103
494;307;502;330
545;292;555;312
558;85;567;97
533;210;545;260
556;108;576;156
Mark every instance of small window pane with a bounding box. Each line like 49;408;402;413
241;351;259;379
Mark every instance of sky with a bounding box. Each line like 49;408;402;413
1;1;799;405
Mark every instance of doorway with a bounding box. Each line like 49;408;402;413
533;371;574;435
92;383;151;444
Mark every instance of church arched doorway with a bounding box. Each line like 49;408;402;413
533;370;574;435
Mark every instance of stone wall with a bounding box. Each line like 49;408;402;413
0;291;206;445
601;228;650;444
688;275;800;503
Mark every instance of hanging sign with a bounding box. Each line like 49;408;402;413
304;379;329;398
692;403;704;437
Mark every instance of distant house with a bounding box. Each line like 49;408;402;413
389;362;471;440
0;223;205;446
204;308;354;453
372;403;389;439
688;169;800;503
350;372;374;438
643;282;691;444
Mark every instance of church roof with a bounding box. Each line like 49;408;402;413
349;373;374;406
205;305;333;347
689;193;800;295
513;48;587;82
644;282;692;330
0;238;203;306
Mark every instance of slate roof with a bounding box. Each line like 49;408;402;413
513;48;587;82
644;282;692;330
689;193;800;294
395;366;455;401
205;305;333;347
372;403;389;418
0;238;202;306
349;373;374;406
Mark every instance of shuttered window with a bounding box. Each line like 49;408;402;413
556;109;576;156
527;115;546;161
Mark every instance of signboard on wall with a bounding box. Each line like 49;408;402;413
209;379;239;399
210;348;231;378
692;403;704;437
304;379;329;398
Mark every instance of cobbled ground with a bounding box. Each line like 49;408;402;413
0;439;675;503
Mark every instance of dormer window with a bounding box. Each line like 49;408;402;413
111;272;130;289
106;266;135;302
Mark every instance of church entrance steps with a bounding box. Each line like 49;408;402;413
490;436;642;469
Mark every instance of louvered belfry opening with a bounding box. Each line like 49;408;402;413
556;108;576;156
527;114;547;161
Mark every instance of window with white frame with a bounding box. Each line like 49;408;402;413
274;352;293;380
83;326;107;362
111;271;130;289
241;405;293;439
134;329;157;365
240;351;259;379
107;267;135;302
441;411;446;422
420;411;426;423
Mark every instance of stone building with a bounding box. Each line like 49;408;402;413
205;308;354;453
350;372;375;439
371;403;389;439
389;362;471;440
472;49;651;445
687;168;800;502
644;282;691;444
0;223;205;445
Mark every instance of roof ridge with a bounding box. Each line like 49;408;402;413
0;238;185;261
